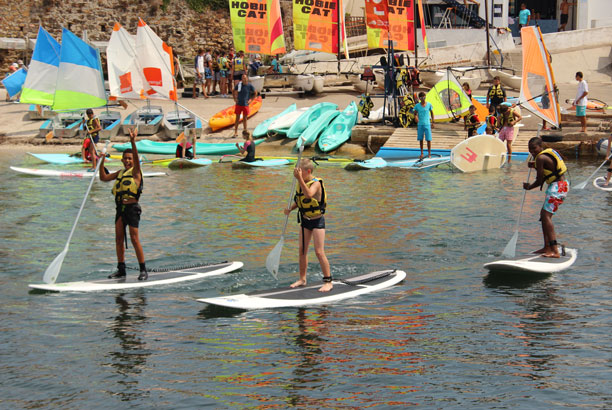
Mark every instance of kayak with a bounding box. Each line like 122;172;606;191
112;139;264;155
286;102;338;139
318;101;358;152
253;104;297;138
231;158;291;168
268;106;310;135
297;110;340;149
168;158;213;169
209;96;263;132
10;166;167;178
344;157;388;170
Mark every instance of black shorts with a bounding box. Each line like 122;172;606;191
301;215;325;230
560;14;568;25
115;203;141;228
233;72;244;81
91;134;99;144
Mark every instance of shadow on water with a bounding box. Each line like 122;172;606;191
198;303;246;319
483;271;552;289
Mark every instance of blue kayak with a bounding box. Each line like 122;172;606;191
286;102;337;139
318;101;358;152
253;104;297;139
296;110;340;149
231;158;291;168
28;153;83;165
113;139;265;155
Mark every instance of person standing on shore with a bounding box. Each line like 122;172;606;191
100;129;148;281
232;50;247;87
523;137;569;258
572;71;588;133
193;49;206;99
218;49;229;98
559;0;576;31
233;74;257;137
414;91;434;159
518;3;531;30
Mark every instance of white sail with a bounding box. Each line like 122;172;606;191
107;22;147;100
136;18;177;101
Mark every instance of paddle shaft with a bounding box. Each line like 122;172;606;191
575;153;612;189
515;166;532;231
280;144;305;237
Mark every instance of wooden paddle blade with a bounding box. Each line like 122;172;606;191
502;231;518;258
265;236;284;279
176;132;185;143
42;247;68;284
45;131;54;141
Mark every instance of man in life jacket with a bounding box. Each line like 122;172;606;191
486;76;506;115
523;137;570;258
99;128;148;280
81;108;102;171
283;158;333;292
464;105;480;138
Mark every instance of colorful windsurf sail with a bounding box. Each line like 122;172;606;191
365;0;415;51
107;22;147;100
230;0;286;55
1;68;27;98
293;0;348;56
519;26;560;128
19;26;61;106
52;28;106;111
136;18;177;101
426;70;472;122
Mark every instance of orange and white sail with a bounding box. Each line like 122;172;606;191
136;18;177;101
519;26;560;128
107;23;146;100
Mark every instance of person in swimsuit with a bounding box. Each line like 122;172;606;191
523;137;570;258
236;130;256;162
559;0;576;31
284;158;332;292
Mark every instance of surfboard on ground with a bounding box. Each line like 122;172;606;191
387;156;451;169
593;177;612;191
483;248;577;274
253;104;297;138
344;157;388;170
168;158;212;169
198;269;406;309
10;166;167;178
231;158;291;168
29;261;243;292
450;135;507;173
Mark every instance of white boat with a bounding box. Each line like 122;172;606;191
122;105;164;136
359;105;389;124
268;106;310;134
163;109;203;141
249;75;264;93
38;111;85;139
420;70;445;87
28;105;56;120
263;73;295;88
489;68;521;90
313;75;325;94
294;74;315;92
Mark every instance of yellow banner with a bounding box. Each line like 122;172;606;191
230;0;286;55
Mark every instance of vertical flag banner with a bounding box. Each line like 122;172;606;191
20;26;61;106
229;0;286;55
366;0;415;51
417;0;429;55
293;0;346;54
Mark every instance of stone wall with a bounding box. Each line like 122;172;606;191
0;0;235;66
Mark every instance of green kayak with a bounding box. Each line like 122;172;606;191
286;102;337;139
253;104;296;138
317;101;358;152
112;139;264;155
296;109;340;149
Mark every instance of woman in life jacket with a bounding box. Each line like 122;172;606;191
236;130;257;162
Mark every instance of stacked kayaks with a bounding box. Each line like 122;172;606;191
267;106;310;135
296;109;340;149
253;104;297;138
287;102;337;140
318;102;358;152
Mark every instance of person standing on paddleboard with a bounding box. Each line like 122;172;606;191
414;91;434;159
81;109;102;171
233;73;257;138
523;137;569;258
284;158;332;292
100;129;148;280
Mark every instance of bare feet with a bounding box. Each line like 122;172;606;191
542;251;561;258
319;281;333;292
533;247;547;254
290;279;306;288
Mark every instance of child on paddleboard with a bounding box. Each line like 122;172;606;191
99;129;148;280
284;158;332;292
236;130;256;162
523;136;569;258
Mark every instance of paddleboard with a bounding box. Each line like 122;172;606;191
387;156;451;169
198;269;406;309
593;177;612;191
28;153;84;165
10;166;167;178
450;135;507;173
29;261;243;292
344;157;387;170
483;248;577;274
231;158;291;168
168;158;212;169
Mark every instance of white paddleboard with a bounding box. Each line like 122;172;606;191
593;177;612;191
198;269;406;309
387;156;451;169
450;135;507;173
168;158;212;169
344;157;387;170
483;248;577;274
29;261;243;292
10;166;167;178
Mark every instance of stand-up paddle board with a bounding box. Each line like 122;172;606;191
483;248;577;274
29;261;243;292
344;157;387;170
593;177;612;191
450;135;507;173
387;156;451;169
10;166;167;178
231;159;291;168
198;269;406;309
168;158;212;169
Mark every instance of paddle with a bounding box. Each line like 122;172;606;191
176;131;185;143
42;140;111;284
265;141;304;279
573;153;612;190
502;157;533;258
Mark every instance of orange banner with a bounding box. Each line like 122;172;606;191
293;0;345;54
366;0;415;51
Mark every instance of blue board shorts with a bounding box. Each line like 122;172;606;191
417;125;432;142
543;180;569;214
220;70;228;78
204;68;212;79
576;105;586;117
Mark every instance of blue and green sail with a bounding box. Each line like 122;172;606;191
20;26;61;106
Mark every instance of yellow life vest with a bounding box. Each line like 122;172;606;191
294;177;326;219
488;84;504;99
86;117;99;138
465;112;479;130
112;168;143;204
536;148;567;184
499;109;515;127
234;56;244;69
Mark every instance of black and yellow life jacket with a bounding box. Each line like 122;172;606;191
294;177;326;219
499;109;516;127
485;114;498;129
536;148;567;185
86;117;99;139
112;167;143;204
488;84;505;100
465;112;479;130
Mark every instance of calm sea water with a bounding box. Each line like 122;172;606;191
1;151;612;409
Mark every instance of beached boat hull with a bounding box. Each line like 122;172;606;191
163;110;203;141
489;68;521;90
38;111;84;139
28;105;56;120
122;105;164;136
294;74;315;92
249;76;264;93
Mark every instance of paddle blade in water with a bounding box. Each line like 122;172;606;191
502;231;518;258
42;247;68;284
45;131;54;141
265;236;284;280
573;180;587;190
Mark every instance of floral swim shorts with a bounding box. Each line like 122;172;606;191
543;180;569;214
